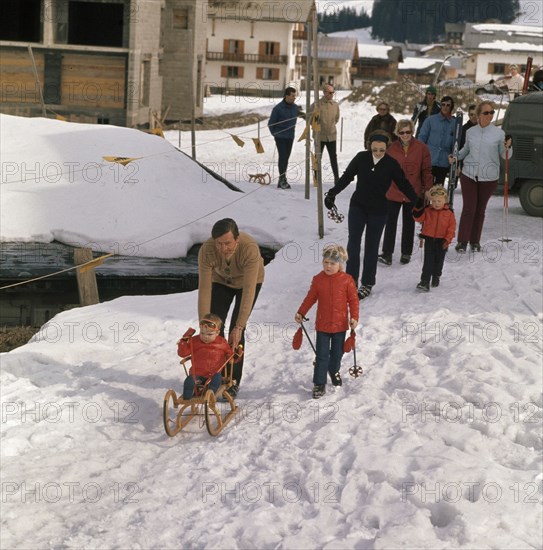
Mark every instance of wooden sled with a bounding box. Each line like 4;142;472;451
163;347;242;437
248;172;271;185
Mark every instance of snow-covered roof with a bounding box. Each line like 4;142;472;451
471;23;543;37
357;43;392;60
399;57;440;70
478;40;543;53
311;35;358;60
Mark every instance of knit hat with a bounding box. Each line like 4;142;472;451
426;85;437;94
368;133;389;144
323;244;348;264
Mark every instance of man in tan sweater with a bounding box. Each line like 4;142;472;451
198;218;264;397
310;83;341;183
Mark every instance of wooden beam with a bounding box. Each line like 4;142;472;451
74;248;100;306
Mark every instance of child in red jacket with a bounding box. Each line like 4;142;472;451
295;245;359;399
413;185;456;291
177;313;233;400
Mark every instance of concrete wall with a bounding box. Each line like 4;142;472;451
126;0;165;127
160;0;206;121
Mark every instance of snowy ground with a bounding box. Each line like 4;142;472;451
1;91;542;549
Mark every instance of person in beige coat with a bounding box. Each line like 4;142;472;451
310;84;341;183
198;218;264;398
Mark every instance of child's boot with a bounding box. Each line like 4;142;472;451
312;384;326;399
330;372;343;387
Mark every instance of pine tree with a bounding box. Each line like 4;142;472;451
371;0;520;43
318;6;371;33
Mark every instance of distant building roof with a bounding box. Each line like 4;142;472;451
464;22;543;50
399;57;440;71
478;40;543;53
207;0;313;22
304;34;359;60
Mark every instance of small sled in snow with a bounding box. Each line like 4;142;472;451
163;345;243;437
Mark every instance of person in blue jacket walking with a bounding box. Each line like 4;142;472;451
268;87;305;189
418;96;456;185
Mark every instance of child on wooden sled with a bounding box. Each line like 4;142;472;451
177;313;232;400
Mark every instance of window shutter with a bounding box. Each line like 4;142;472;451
221;66;228;78
239;66;244;78
238;40;244;54
487;62;494;73
223;39;229;53
272;68;279;80
258;42;266;56
274;42;280;55
256;67;263;79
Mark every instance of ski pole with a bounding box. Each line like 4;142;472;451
349;340;363;378
300;317;317;355
500;146;512;243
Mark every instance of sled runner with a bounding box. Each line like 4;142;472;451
163;345;243;437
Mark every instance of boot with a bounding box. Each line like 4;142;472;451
416;280;430;292
378;254;392;266
277;175;291;189
431;276;440;288
312;384;326;399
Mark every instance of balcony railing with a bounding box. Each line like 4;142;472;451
207;51;288;64
292;30;307;40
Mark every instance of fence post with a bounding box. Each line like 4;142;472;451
74;248;99;306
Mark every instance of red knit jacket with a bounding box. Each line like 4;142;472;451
414;205;457;247
177;335;232;378
386;138;433;202
297;271;359;333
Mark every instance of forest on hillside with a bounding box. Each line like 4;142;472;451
318;0;520;42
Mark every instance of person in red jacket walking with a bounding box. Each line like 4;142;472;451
177;313;233;400
295;245;359;399
379;119;433;266
413;186;456;292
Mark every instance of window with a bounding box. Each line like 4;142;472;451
256;68;279;80
221;66;244;78
259;42;280;56
140;60;150;106
488;62;507;75
68;1;124;47
173;8;188;29
226;40;242;54
0;0;41;42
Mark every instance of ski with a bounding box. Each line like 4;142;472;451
523;56;533;95
447;109;463;209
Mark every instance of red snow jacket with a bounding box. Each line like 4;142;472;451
413;204;456;247
297;271;359;333
386;139;433;202
177;335;232;378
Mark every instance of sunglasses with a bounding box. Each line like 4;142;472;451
398;130;412;135
481;110;495;115
200;319;219;330
441;103;452;107
371;148;387;153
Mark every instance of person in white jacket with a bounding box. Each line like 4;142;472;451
450;101;513;253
